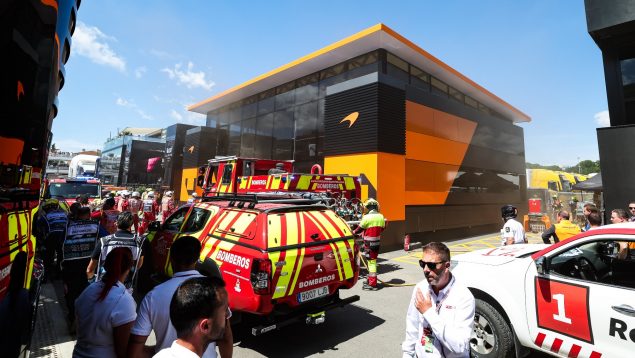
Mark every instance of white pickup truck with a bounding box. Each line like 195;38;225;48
452;223;635;358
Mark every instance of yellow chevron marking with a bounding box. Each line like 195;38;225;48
272;212;299;299
303;212;343;281
320;211;353;279
287;212;306;295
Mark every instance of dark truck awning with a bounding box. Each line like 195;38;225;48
571;173;602;191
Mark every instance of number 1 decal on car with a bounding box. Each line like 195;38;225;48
534;277;594;343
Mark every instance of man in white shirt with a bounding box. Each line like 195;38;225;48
128;236;232;358
402;242;475;358
500;204;526;245
154;276;229;358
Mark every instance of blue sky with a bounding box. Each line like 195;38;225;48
54;1;607;167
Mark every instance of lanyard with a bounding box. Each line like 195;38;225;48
433;277;454;314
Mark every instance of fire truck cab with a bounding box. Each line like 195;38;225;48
145;157;364;335
43;177;102;204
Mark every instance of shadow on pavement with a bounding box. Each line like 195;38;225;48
234;304;385;357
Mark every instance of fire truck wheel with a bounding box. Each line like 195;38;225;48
470;299;514;358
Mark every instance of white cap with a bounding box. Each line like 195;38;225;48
132;191;140;198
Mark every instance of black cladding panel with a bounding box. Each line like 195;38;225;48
183;127;218;169
597;125;635;218
324;83;404;156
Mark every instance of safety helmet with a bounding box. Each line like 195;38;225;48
132;191;140;198
501;204;517;220
147;191;155;198
165;191;173;197
42;198;60;211
364;198;379;211
191;192;198;198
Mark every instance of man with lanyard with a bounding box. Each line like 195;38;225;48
62;206;102;328
36;198;69;279
85;211;147;292
353;198;386;290
500;204;526;246
541;210;581;244
128;236;233;358
402;242;475;358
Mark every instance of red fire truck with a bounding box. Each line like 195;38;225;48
146;157;365;334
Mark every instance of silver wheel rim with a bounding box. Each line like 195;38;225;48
470;313;496;354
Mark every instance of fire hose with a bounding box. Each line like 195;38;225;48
357;251;417;287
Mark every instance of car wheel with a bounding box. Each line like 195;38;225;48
470;299;514;358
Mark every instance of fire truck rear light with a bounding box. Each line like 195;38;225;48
251;258;272;294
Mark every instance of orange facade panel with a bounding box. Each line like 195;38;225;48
406;131;470;165
405;160;459;193
405;101;477;144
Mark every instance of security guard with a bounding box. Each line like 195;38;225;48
501;204;526;246
354;198;386;290
62;206;100;327
542;210;580;244
86;211;146;292
36;198;69;279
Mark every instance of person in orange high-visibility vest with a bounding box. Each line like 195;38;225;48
353;198;386;290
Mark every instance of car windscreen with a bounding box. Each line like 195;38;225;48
48;183;100;198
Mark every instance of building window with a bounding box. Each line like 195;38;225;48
410;65;430;91
431;76;449;97
272;109;294;160
621;57;635;122
449;86;464;103
465;95;478;109
387;52;410;83
255;113;273;159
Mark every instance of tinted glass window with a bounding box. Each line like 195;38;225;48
255;113;273;159
216;126;229;155
181;207;212;233
449;87;464;103
295;83;319;105
242;101;257;119
621;57;635;122
207;112;219;128
228;122;241;155
273;109;294;160
320;62;346;80
294;101;318;140
164;207;189;231
221;164;233;184
241;117;257;157
218;109;230;126
257;96;275;115
275;89;295;110
465;96;478;109
431;76;448;97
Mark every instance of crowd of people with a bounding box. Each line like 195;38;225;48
33;187;231;357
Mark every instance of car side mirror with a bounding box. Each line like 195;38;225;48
535;256;548;275
148;221;161;232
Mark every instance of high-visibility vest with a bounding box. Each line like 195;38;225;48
96;233;144;290
63;220;99;261
358;210;386;241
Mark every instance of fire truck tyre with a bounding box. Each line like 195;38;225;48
470;299;514;358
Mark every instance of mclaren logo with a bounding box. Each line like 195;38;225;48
187;145;195;154
339;112;359;128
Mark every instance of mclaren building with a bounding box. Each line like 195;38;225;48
188;24;530;249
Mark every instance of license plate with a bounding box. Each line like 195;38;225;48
298;285;329;303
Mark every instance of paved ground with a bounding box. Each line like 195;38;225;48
30;232;548;357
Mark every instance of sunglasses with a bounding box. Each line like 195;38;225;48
419;260;446;270
629;207;635;210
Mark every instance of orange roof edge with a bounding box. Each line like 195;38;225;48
188;23;530;123
188;23;384;112
378;24;530;122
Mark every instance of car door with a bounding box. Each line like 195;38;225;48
149;206;190;274
525;234;635;357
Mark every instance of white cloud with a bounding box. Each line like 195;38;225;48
594;110;610;127
73;22;126;72
53;139;100;153
115;96;153;120
134;66;147;79
116;97;130;106
170;110;183;121
162;62;215;91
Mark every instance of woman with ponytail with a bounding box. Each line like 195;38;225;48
73;247;137;358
